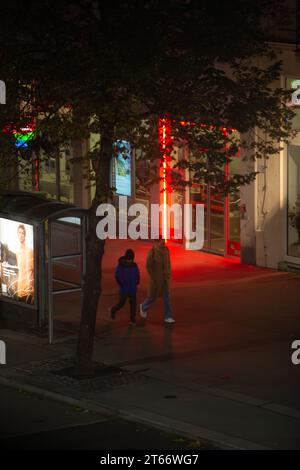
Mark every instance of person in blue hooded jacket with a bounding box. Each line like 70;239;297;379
109;249;140;325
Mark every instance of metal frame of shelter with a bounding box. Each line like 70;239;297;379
0;191;88;344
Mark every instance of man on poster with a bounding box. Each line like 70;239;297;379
15;224;34;304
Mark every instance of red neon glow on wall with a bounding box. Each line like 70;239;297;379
158;118;172;242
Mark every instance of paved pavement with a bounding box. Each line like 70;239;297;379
0;239;300;450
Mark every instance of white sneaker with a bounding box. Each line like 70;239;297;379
140;304;147;319
164;317;175;324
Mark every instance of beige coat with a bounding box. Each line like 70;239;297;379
146;245;171;299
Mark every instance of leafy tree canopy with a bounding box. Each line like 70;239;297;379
0;0;295;196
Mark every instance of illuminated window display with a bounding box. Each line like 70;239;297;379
0;218;35;304
90;139;133;201
114;140;132;197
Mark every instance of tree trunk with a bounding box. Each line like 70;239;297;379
76;129;113;373
76;201;104;372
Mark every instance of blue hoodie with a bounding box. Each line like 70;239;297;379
115;256;140;295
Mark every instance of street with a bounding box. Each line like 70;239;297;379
0;240;299;450
0;384;211;450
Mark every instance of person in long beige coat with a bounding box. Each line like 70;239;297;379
140;239;175;323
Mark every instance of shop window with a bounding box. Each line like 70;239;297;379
135;149;150;200
287;144;300;258
39;155;57;199
286;77;300;130
59;146;74;203
39;144;74;202
18;157;34;192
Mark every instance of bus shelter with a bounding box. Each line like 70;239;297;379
0;191;88;343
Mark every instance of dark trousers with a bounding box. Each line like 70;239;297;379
111;293;136;321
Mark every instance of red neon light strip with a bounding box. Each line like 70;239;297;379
158;118;171;242
162;125;167;241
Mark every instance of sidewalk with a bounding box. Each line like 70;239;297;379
1;240;300;449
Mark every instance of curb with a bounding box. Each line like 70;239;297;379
0;375;269;450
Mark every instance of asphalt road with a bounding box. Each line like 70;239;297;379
0;384;211;450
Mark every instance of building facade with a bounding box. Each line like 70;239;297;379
240;44;300;270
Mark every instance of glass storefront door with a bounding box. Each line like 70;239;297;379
157;119;240;257
189;157;240;257
190;181;225;255
190;182;209;250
